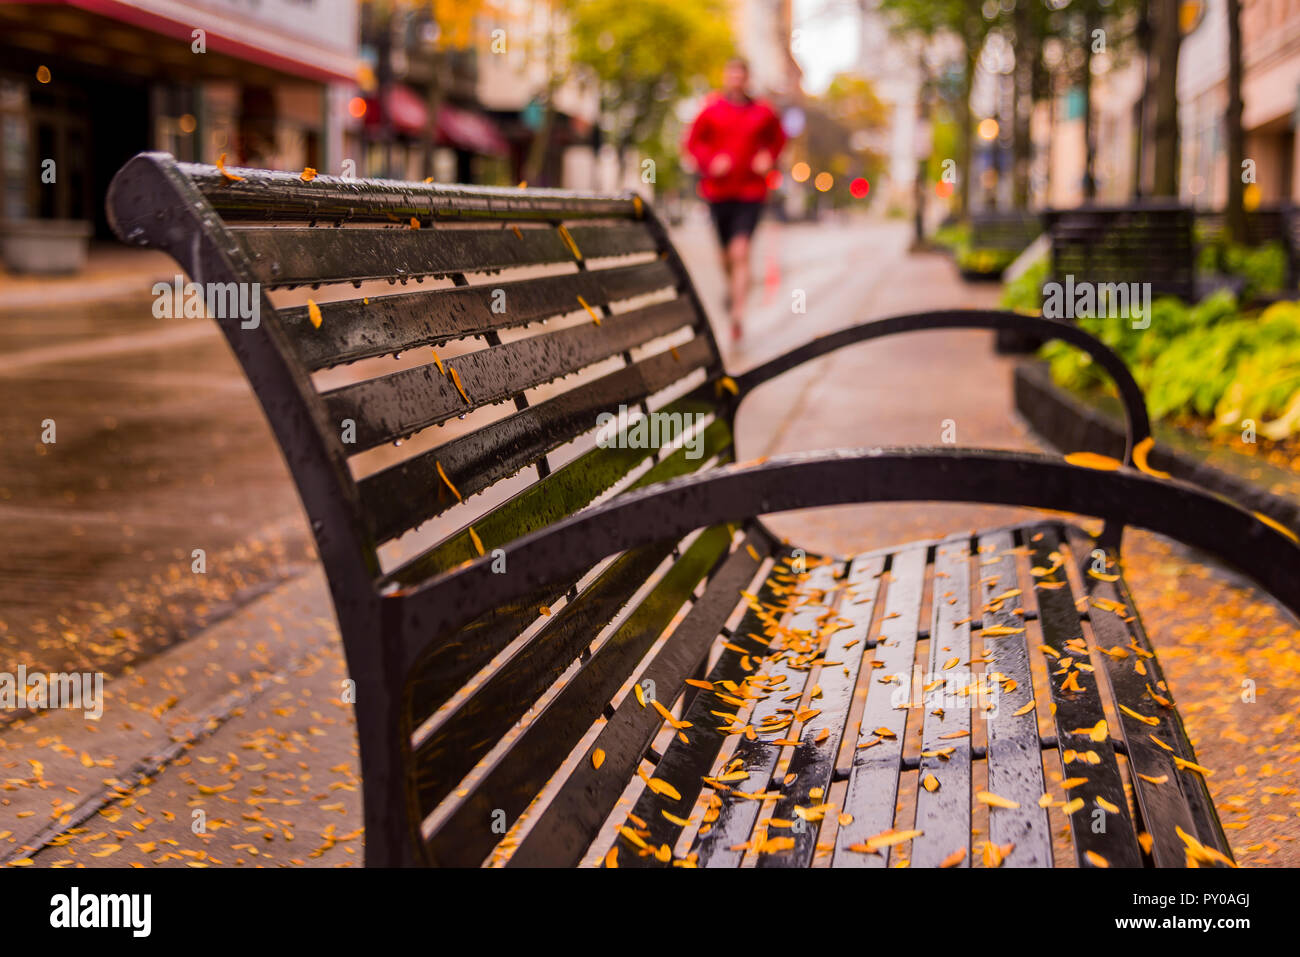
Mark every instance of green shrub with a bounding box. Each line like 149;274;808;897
1036;291;1300;439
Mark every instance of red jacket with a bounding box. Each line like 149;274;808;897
686;93;787;203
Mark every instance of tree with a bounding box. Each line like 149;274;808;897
812;74;890;205
881;0;993;218
1149;0;1182;196
567;0;734;185
1225;0;1245;240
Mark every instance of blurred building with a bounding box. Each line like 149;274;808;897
355;3;512;185
474;0;601;189
1041;0;1300;208
0;0;358;244
854;0;923;209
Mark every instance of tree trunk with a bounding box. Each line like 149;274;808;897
1225;0;1246;241
1134;0;1154;197
522;97;557;186
1151;0;1181;197
958;47;975;219
1082;6;1097;200
523;5;561;186
1011;0;1035;208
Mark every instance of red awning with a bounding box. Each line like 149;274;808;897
436;104;509;157
364;85;430;136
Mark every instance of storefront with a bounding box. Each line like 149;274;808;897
0;0;357;254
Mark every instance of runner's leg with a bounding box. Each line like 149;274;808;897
727;232;750;339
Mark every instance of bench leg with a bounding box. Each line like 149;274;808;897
356;698;421;867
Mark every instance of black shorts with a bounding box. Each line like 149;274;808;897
709;200;763;246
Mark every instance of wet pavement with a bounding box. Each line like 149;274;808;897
1;213;1297;866
0;292;315;696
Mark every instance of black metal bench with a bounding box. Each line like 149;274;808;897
997;203;1200;354
1045;202;1201;301
1195;205;1299;295
962;210;1042;280
107;153;1300;868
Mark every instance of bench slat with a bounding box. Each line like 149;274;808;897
421;524;734;866
235;222;658;287
364;376;719;549
411;538;677;819
910;535;974;868
605;555;796;868
1028;524;1143;868
979;529;1053;867
324;298;699;452
183;162;639;223
281;260;678;371
402;422;734;726
692;561;842;867
754;553;886;868
831;544;927;867
1065;528;1233;867
505;532;769;867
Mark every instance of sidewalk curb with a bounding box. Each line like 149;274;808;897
1013;360;1300;534
1;568;338;863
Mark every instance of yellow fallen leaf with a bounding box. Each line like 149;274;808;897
216;152;244;182
1064;451;1122;471
576;294;601;326
976;790;1020;809
1119;703;1159;726
556;223;583;260
300;167;318;181
1253;511;1300;544
922;774;940;793
1085;849;1110;868
307;299;322;329
1174;756;1212;777
1132;437;1171;479
982;625;1025;637
435;460;461;501
449;365;471;404
591;749;605;770
849;828;923;853
940;847;967;867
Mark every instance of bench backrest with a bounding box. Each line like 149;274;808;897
970;210;1041;252
106;154;731;612
1044;203;1196;299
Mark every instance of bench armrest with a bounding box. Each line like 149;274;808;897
733;310;1151;466
397;448;1300;668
